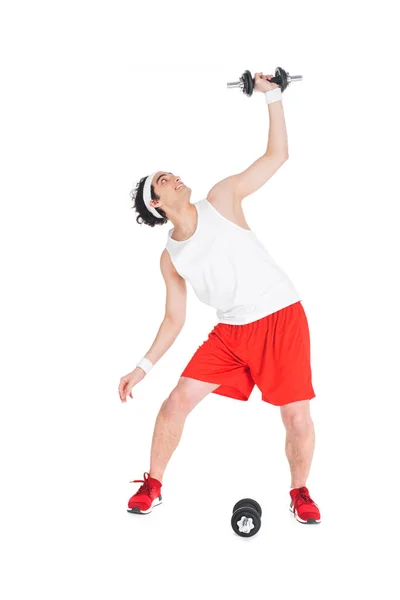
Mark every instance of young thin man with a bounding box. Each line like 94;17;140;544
119;73;321;525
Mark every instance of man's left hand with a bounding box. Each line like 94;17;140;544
253;72;280;93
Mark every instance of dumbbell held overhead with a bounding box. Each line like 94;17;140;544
227;66;302;97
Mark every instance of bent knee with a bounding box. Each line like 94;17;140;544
282;408;313;433
162;387;193;416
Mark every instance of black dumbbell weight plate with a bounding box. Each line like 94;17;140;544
233;498;262;518
231;507;261;537
275;66;288;92
242;70;253;96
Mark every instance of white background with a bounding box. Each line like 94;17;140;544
1;1;399;598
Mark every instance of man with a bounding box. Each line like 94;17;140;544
119;73;321;525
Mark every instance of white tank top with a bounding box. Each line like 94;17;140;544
165;198;301;325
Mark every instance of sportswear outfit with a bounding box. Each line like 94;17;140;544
128;198;319;519
165;198;316;406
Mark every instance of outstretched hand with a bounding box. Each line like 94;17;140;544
118;368;145;403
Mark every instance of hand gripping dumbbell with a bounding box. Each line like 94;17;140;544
227;66;302;97
231;498;262;537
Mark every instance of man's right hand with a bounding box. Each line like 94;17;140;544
118;368;145;403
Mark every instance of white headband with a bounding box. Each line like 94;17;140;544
143;171;164;219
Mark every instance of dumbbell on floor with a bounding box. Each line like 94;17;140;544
227;66;302;97
231;498;262;537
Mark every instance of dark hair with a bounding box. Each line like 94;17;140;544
130;176;168;227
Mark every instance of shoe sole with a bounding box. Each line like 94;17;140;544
289;505;321;524
127;495;163;515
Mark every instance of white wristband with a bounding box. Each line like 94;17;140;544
136;357;154;375
265;87;282;104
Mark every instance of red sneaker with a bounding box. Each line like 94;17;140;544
127;472;163;514
289;486;321;524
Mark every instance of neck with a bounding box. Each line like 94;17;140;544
166;202;197;236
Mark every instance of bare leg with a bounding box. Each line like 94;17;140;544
149;377;220;483
280;400;315;488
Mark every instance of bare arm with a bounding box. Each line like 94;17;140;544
135;249;187;373
264;96;289;157
208;97;289;203
119;250;187;401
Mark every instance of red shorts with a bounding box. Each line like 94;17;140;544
181;301;316;406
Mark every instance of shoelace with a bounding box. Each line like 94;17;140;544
129;471;155;496
294;487;315;508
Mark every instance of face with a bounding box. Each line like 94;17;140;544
150;171;191;211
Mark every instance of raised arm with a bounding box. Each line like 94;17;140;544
208;73;289;203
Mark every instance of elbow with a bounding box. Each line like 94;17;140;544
267;151;288;162
275;153;288;166
265;151;289;162
165;315;185;330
